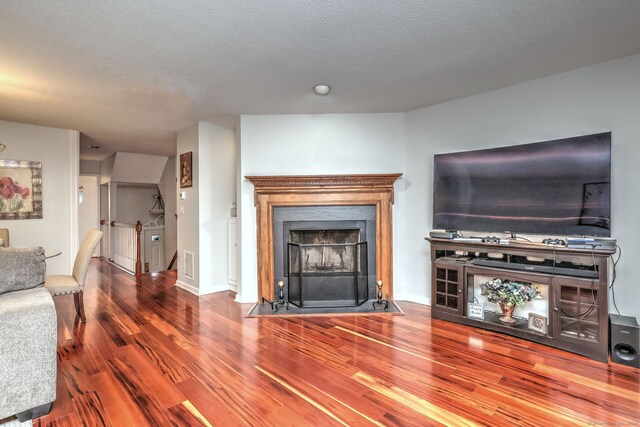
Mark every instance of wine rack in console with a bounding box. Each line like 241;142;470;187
427;238;613;362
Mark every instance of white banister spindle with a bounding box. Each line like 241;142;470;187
111;222;138;274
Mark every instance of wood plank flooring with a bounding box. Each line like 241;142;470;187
34;258;639;426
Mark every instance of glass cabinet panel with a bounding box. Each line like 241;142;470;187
559;284;599;342
433;264;462;314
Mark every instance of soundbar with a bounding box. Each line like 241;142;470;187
472;258;599;279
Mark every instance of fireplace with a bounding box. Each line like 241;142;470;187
274;208;376;308
246;174;402;305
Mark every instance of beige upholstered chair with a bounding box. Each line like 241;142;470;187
45;229;102;322
0;228;9;247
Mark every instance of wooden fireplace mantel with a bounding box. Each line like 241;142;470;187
246;173;402;302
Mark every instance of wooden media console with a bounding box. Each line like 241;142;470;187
427;237;614;361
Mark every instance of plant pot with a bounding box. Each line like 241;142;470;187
499;303;517;324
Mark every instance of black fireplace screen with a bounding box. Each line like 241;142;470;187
288;242;368;308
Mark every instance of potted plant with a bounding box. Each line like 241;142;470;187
479;278;542;324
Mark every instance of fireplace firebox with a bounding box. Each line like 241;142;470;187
287;228;369;307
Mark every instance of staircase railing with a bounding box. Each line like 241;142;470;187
110;221;142;275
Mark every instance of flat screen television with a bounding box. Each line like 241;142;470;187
433;132;611;237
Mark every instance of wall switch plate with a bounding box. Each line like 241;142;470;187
180;205;185;214
179;191;186;200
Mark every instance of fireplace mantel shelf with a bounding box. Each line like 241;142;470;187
246;173;402;302
246;174;402;190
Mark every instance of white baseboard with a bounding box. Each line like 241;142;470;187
234;293;257;304
175;281;232;296
175;280;199;295
198;285;231;296
394;292;431;306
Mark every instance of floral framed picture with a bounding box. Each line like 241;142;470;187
0;159;42;220
180;151;193;188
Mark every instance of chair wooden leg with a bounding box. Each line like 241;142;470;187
74;291;87;323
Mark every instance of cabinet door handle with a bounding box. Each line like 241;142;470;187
458;289;463;293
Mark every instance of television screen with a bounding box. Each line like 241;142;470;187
433;132;611;237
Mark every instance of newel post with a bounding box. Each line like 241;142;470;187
135;221;142;275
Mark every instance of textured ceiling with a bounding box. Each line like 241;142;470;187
1;1;640;160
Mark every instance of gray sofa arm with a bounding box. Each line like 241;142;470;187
0;287;57;420
0;247;45;295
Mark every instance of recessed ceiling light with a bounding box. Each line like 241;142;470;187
88;145;101;149
314;84;331;96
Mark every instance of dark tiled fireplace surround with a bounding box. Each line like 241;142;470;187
274;207;376;307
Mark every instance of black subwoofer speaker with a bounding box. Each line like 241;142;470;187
609;314;639;368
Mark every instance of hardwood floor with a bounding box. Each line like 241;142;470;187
34;258;639;426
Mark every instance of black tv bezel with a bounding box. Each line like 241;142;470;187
432;132;612;238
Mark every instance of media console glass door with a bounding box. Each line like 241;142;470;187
432;263;463;315
554;278;601;344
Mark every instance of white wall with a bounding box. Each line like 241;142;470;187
237;113;406;303
176;122;236;295
176;123;200;291
198;122;236;294
99;154;115;185
405;54;640;319
0;120;79;274
158;155;177;269
111;152;168;184
79;175;99;255
80;160;100;175
116;185;159;224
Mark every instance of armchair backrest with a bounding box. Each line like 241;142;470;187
0;228;8;247
72;229;103;289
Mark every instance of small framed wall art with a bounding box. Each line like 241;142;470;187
528;313;548;334
180;151;193;188
0;159;42;220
